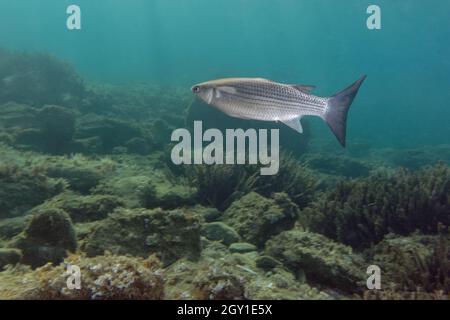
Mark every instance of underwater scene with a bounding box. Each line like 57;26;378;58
0;0;449;300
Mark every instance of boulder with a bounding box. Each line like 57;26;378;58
81;208;201;266
202;222;241;246
12;208;77;268
265;230;365;292
223;192;299;247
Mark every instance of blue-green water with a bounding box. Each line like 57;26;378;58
1;0;449;147
0;1;449;300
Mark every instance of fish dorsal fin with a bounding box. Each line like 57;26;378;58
281;117;303;133
291;84;316;93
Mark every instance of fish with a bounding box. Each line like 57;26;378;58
191;75;366;147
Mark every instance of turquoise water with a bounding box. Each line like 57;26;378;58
1;0;449;147
0;1;449;300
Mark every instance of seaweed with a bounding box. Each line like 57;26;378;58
363;230;450;299
187;153;317;210
301;164;450;249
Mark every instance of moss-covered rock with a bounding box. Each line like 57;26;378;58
164;240;334;300
202;222;241;246
0;48;85;107
223;192;299;247
81;208;201;266
0;248;22;270
42;155;116;194
35;105;76;153
45;163;102;194
0;102;39;131
198;207;222;222
34;192;124;223
94;172;196;210
265;230;365;292
75;114;142;153
12;208;77;268
229;242;257;254
0;253;164;299
255;255;282;270
0;216;29;241
0;163;66;218
367;232;450;296
125;137;152;155
0;102;77;154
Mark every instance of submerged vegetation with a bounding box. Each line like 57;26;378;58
0;49;449;300
301;164;449;249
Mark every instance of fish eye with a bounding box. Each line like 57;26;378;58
192;86;200;93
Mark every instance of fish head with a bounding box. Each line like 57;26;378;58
191;82;215;105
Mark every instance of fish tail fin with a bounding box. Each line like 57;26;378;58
324;75;366;147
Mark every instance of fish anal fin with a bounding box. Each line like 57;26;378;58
291;84;316;93
281;117;303;133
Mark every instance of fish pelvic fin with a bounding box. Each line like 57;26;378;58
324;75;366;147
281;117;303;133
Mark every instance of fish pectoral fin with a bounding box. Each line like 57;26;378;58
206;89;213;104
281;117;303;133
216;86;237;94
291;84;316;93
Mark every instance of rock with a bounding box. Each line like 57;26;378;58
256;255;282;270
70;136;103;154
140;176;196;210
0;216;29;240
0;102;39;129
150;119;173;148
94;175;150;208
75;114;142;152
201;207;222;222
202;222;241;246
265;230;365;292
35;105;76;154
164;242;333;300
229;242;257;254
0;253;164;299
45;160;103;194
12;208;77;268
223;192;299;247
369;233;450;294
95;174;196;210
0;164;66;219
188;206;222;223
0;248;22;270
125;137;152;155
0;49;85;107
33;192;124;223
0;103;76;154
81;208;201;266
14;128;46;149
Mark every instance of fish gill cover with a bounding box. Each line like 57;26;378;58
0;0;449;301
